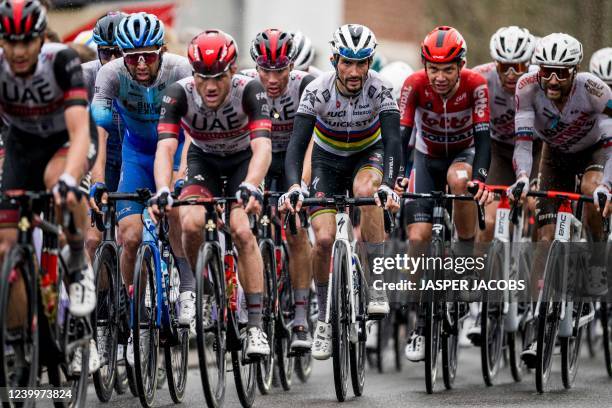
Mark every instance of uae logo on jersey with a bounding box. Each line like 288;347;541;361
377;85;393;102
303;89;320;108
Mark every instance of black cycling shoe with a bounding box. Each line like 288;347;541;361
290;325;313;351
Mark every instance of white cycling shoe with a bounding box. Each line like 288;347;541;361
368;289;390;315
126;329;150;367
365;321;379;350
245;326;270;357
404;332;425;362
69;264;96;317
70;338;100;374
312;320;332;360
178;291;195;325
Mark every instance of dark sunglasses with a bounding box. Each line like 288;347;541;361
122;48;163;66
256;55;291;71
539;65;575;81
98;47;122;62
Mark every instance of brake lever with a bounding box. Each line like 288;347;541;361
467;183;486;231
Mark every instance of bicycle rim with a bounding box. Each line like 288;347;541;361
232;347;256;408
196;243;226;408
442;302;459;389
47;342;89;408
165;328;188;402
133;244;158;407
350;261;366;396
256;240;276;395
277;249;294;391
561;302;584;389
93;244;119;402
331;243;349;402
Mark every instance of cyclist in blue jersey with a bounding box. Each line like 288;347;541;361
90;12;194;366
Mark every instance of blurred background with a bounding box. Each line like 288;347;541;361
48;0;612;69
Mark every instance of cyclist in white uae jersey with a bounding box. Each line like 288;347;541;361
281;24;402;361
245;28;317;350
507;33;612;367
590;47;612;87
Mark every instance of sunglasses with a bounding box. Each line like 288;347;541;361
122;48;163;66
98;47;122;62
497;61;529;76
538;65;575;81
256;55;291;71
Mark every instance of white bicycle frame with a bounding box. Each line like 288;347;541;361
533;199;595;337
324;212;362;343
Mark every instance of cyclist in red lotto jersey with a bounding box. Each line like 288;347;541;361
397;26;492;362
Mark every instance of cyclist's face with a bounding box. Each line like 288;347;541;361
336;57;370;94
425;61;462;95
540;67;575;101
1;37;43;77
257;65;291;98
194;66;236;110
496;62;529;94
123;46;164;84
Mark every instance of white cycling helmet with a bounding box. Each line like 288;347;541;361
379;61;414;101
532;33;583;66
589;47;612;85
330;24;377;61
292;31;315;71
490;26;535;63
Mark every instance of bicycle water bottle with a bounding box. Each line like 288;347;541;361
142;210;157;243
40;247;59;322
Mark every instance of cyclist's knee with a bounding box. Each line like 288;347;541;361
120;225;141;254
85;228;101;255
407;223;432;242
353;182;376;198
314;231;334;253
579;175;600;196
448;175;469;195
231;222;255;250
181;213;202;238
537;224;555;242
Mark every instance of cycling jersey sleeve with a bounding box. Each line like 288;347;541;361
399;74;418;127
242;80;272;139
285;113;316;187
380;111;401;186
296;80;323;117
299;75;316;97
91;62;119;132
603;136;612;189
583;74;612;113
54;47;88;108
472;122;492;182
157;82;189;141
513;73;538;177
471;77;490;125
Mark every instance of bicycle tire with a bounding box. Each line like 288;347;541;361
256;240;277;395
535;240;564;393
561;301;585;389
276;244;293;391
231;344;257;408
0;245;38;408
165;328;188;402
331;242;349;402
132;244;159;407
442;301;459;389
480;240;505;386
393;310;403;372
424;240;443;394
92;243;119;402
47;340;89;408
295;288;315;383
113;360;129;395
602;302;612;377
350;256;366;396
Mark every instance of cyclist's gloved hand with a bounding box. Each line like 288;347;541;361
149;186;173;223
593;184;611;216
468;179;491;205
279;185;304;213
236;182;263;215
173;178;185;197
507;174;530;203
375;184;400;212
53;173;82;209
89;181;107;213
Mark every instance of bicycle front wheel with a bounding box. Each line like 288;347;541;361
331;242;349;402
0;245;38;407
442;301;459;389
276;243;294;391
350;256;366;397
256;240;277;395
133;244;159;407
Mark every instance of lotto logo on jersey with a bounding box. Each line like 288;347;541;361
420;111;471;130
473;85;488;119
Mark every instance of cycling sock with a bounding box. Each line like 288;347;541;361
62;243;87;280
316;282;328;322
176;257;195;292
245;292;263;328
293;288;310;328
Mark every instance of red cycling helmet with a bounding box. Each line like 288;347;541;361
421;26;467;63
0;0;47;41
188;29;238;77
250;28;295;70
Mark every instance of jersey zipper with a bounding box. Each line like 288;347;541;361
442;97;448;157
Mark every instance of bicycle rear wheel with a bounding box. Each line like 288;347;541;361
0;245;38;407
92;243;119;402
256;240;277;395
480;240;505;386
535;240;564;393
133;244;159;407
331;242;349;402
602;303;612;377
561;302;585;389
196;242;226;408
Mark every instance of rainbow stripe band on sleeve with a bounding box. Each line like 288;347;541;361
313;118;381;155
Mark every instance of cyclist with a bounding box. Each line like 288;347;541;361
466;26;538;343
507;33;612;365
590;47;612;88
0;0;99;369
281;24;402;360
398;26;492;362
152;30;273;357
83;12;125;257
245;28;317;350
292;31;323;77
90;12;193;366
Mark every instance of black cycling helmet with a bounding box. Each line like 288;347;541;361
92;11;126;47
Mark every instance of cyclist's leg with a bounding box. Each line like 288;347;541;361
447;147;475;241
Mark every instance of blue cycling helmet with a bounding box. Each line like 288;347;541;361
116;12;165;50
93;11;126;47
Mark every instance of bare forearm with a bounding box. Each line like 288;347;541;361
300;137;314;185
155;139;178;190
64;107;91;180
245;139;272;186
91;127;108;183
